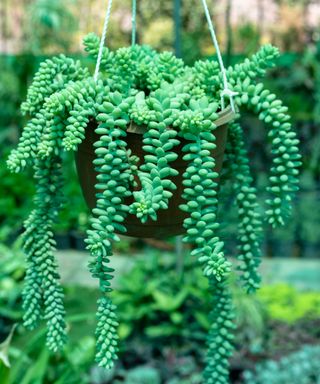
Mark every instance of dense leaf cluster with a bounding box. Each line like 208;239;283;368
243;345;320;384
8;33;300;382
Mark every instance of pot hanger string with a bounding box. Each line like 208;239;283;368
95;0;236;112
200;0;238;112
94;0;113;82
94;0;137;82
132;0;137;46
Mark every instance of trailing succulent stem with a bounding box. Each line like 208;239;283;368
130;91;180;222
22;158;67;351
129;125;179;222
232;82;301;227
181;130;231;282
21;55;89;117
204;279;235;384
8;33;300;381
180;130;234;383
86;92;133;368
226;122;263;293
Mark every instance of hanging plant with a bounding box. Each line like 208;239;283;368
7;2;301;383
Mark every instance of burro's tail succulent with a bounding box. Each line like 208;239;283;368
8;34;300;383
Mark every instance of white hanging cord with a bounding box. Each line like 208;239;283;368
132;0;137;46
200;0;238;112
94;0;113;82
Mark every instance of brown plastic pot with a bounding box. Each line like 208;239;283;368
76;107;235;238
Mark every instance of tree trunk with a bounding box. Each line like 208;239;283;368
256;0;265;45
225;0;233;67
174;0;182;57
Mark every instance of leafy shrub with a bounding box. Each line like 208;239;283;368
112;253;212;343
258;284;320;323
0;243;24;339
0;152;34;237
0;63;21;130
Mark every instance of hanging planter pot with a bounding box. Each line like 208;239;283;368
7;0;301;382
76;107;234;238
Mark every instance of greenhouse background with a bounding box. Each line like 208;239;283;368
0;0;320;383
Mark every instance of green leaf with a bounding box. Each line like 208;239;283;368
0;324;16;368
170;312;183;324
118;323;133;339
20;348;50;384
0;363;10;384
145;324;178;338
194;311;211;330
151;289;188;312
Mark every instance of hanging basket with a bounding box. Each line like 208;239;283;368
76;106;235;238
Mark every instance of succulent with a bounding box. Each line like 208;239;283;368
243;344;320;384
8;33;300;383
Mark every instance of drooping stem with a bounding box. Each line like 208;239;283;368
180;130;234;382
22;158;67;352
181;131;231;282
86;92;133;368
226;122;263;292
204;278;235;384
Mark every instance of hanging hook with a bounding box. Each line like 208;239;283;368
200;0;238;112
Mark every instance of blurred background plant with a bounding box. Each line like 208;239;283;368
243;344;320;384
0;0;320;382
25;0;78;54
0;244;319;383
